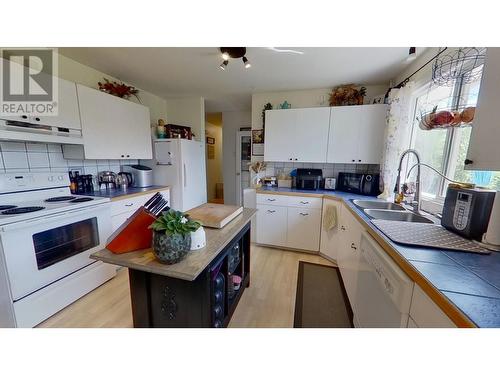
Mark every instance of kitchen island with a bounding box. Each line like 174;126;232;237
91;208;256;328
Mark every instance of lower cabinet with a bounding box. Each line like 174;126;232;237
319;199;343;261
256;204;287;247
256;193;321;251
409;284;457;328
110;189;170;232
286;207;321;251
336;207;365;313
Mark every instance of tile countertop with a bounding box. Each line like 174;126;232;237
258;186;500;328
77;185;170;201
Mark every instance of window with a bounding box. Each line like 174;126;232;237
408;69;500;205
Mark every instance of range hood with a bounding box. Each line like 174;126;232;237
0;119;84;145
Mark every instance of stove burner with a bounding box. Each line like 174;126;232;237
70;197;94;203
45;196;77;202
1;206;45;215
0;205;18;210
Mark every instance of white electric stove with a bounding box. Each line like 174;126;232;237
0;172;116;327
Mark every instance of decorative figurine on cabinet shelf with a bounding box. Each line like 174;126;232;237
278;101;291;109
157;118;167;138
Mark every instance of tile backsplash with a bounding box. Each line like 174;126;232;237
263;162;380;179
0;141;138;176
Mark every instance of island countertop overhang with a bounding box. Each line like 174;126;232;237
91;208;257;281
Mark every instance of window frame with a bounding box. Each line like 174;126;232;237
406;77;472;214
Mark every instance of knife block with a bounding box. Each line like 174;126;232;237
106;207;156;254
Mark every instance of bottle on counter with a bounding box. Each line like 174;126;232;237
69;171;77;194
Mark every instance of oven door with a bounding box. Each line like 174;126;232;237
0;204;112;301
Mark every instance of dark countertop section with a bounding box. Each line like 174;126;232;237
76;185;169;200
259;186;500;327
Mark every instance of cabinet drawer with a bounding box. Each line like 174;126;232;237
287;195;322;209
256;204;287;247
256;193;289;206
110;194;153;216
286;207;321;251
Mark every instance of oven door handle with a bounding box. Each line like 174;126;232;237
0;204;109;232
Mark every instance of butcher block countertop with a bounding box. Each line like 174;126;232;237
91;207;256;281
258;186;500;328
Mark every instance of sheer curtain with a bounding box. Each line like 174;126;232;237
378;82;416;200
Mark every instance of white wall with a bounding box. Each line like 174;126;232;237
251;85;388;129
205;121;223;200
166;97;205;142
222;111;251;205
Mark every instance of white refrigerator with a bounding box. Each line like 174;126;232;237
146;138;207;211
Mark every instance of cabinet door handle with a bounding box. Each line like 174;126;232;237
341;226;346;231
267;210;276;213
300;201;309;204
294;158;298;161
352;159;355;162
464;159;474;165
289;158;293;161
267;198;276;201
299;212;309;216
21;115;28;119
358;159;361;162
125;203;134;207
121;155;125;158
350;243;357;250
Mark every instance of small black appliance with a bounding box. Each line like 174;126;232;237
337;172;381;196
296;169;323;190
441;186;496;241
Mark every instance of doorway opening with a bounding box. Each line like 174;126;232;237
205;112;224;204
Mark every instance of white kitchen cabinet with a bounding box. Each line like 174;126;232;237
327;104;387;164
336;207;365;311
409;284;457;328
35;78;82;131
256;204;288;247
256;193;322;252
319;198;343;261
465;48;500;171
264;107;330;163
63;84;152;160
110;189;170;232
286;207;321;251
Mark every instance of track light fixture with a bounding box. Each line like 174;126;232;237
219;60;228;70
219;47;252;70
242;56;251;69
406;47;417;62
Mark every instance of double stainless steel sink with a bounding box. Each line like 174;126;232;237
351;199;434;224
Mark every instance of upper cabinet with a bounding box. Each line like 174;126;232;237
327;104;387;164
465;48;500;171
264;107;330;163
64;84;152;160
0;77;83;144
263;104;387;164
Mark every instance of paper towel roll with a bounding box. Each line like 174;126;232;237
484;191;500;246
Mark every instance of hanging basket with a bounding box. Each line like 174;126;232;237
418;103;475;130
432;47;486;86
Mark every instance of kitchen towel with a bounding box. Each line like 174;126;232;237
322;204;337;231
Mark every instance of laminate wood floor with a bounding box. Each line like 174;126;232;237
38;245;334;328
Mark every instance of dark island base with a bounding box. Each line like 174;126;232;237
128;223;251;328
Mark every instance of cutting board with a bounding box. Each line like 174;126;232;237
186;203;243;229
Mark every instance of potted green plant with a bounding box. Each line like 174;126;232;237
149;209;201;264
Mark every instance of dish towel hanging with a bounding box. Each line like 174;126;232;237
323;205;338;231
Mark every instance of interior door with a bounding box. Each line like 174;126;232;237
236;131;251;206
327;106;362;163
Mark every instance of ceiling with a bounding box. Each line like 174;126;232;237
59;47;418;112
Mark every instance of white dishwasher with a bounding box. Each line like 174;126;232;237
353;233;414;327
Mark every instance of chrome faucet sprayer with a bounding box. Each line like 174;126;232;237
394;149;421;213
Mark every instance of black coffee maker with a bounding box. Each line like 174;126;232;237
296;169;323;190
